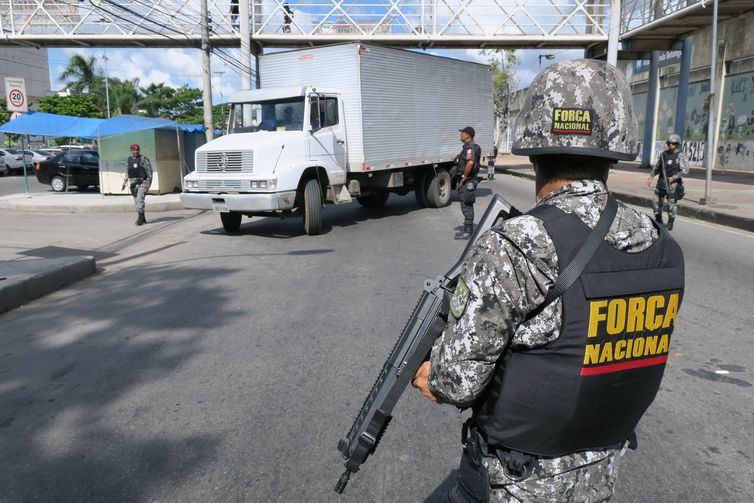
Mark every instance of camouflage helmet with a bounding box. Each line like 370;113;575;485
667;133;682;144
511;59;638;161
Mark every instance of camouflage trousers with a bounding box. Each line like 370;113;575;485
447;445;625;502
130;181;147;213
653;189;678;219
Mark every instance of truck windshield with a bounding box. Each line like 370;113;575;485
230;97;305;133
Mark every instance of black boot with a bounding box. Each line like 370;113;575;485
141;212;147;224
135;212;145;226
655;213;663;226
667;218;674;231
455;224;473;240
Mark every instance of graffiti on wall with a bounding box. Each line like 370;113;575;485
720;72;754;141
657;87;677;138
685;80;710;141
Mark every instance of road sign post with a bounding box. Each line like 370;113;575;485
5;77;29;113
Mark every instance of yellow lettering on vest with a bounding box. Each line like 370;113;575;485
615;340;627;360
645;295;665;330
584;344;600;365
599;342;614;363
583;110;591;123
657;333;670;353
632;337;645;357
588;300;608;337
662;293;679;329
573;110;582;122
607;299;627;335
644;335;658;355
554;109;562;121
626;338;633;356
627;296;645;332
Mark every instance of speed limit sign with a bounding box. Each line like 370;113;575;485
5;77;28;113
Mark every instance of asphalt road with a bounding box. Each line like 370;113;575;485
0;174;752;502
0;171;51;197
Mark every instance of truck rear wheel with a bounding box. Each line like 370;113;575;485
303;178;322;235
414;171;430;208
426;170;451;208
220;212;242;233
356;192;389;207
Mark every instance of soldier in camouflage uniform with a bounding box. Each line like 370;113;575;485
121;143;153;226
647;133;688;230
413;60;685;502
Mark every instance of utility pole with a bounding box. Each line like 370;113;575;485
200;0;214;141
702;0;719;205
102;49;111;118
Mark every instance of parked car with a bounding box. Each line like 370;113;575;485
0;148;33;175
35;149;100;192
30;150;55;163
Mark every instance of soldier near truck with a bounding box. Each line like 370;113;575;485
412;59;685;502
121;143;152;226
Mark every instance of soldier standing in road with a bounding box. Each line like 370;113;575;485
121;143;153;226
413;60;685;502
456;126;482;239
647;133;688;230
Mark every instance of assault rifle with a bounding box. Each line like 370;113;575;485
335;194;522;493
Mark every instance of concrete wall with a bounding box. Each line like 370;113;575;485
627;10;754;171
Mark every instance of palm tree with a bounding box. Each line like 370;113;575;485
109;78;141;115
59;54;100;95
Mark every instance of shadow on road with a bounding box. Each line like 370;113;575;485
198;187;497;238
0;263;241;501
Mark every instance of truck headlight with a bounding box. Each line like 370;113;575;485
250;179;277;190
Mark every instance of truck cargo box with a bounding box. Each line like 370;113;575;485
260;43;494;173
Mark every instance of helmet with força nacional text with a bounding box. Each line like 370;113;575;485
511;59;639;161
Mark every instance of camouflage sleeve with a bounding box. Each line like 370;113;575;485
123;158;130;182
428;224;555;407
143;157;153;184
679;152;689;176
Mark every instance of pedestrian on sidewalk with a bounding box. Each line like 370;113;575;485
121;143;153;226
487;144;498;180
647;133;688;230
455;126;482;239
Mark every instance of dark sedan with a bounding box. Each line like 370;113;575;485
35;149;100;192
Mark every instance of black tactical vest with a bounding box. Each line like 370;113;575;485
458;142;481;178
660;151;683;178
127;156;148;179
473;204;685;456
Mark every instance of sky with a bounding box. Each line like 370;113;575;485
47;46;583;105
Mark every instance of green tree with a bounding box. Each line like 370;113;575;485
107;77;141;115
166;86;204;124
138;83;176;117
481;49;520;118
37;95;100;118
59;54;100;95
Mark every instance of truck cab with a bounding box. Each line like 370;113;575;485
181;85;348;234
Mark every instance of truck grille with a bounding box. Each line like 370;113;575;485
198;180;247;191
196;151;253;173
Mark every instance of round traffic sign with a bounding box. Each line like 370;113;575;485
8;88;25;107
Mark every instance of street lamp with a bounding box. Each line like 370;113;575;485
538;53;555;69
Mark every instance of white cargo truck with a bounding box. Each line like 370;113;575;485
181;43;494;234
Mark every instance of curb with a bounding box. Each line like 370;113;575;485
0;196;184;213
0;256;97;314
501;168;754;233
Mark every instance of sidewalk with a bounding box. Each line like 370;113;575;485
0;191;184;213
498;154;754;233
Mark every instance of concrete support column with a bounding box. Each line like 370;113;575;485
641;51;660;168
607;0;621;66
674;37;693;138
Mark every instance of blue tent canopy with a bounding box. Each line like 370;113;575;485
0;111;205;138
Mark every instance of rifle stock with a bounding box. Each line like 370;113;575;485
335;195;521;493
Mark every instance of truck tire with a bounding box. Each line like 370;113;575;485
220;212;242;233
303;178;322;235
356;192;389;207
50;175;66;192
414;171;430;208
426;170;451;208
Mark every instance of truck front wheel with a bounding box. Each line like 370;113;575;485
220;212;242;233
303;178;322;235
426;170;451;208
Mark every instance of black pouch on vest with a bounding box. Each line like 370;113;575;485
657;178;669;196
450;440;490;503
